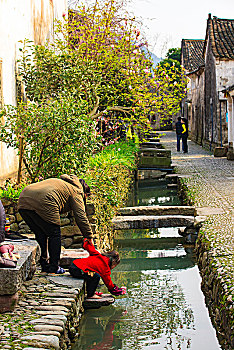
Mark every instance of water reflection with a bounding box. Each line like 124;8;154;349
126;178;181;207
73;267;221;350
73;178;221;350
74;306;123;350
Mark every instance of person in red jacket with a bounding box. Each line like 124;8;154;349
69;238;126;298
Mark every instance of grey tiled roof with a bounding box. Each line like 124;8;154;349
205;15;234;59
181;39;205;73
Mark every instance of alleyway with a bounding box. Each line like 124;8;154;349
161;130;234;347
161;131;234;255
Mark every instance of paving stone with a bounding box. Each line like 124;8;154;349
33;330;61;337
23;348;50;350
33;324;64;333
41;315;67;323
21;335;60;350
29;318;65;329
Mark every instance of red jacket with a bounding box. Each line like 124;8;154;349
73;239;115;291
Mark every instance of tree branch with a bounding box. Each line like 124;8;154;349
91;105;132;120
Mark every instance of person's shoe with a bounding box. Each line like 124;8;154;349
47;266;65;275
95;291;103;296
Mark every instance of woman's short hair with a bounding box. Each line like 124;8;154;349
79;178;91;196
102;250;120;266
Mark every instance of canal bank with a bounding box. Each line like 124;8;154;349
0;131;233;349
160;131;234;349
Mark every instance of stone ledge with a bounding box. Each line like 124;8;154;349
112;215;194;230
118;205;196;217
60;249;89;267
0;240;39;295
83;294;115;309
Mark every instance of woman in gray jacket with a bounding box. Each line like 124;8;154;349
18;175;93;274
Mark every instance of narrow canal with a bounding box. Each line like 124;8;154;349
73;177;222;350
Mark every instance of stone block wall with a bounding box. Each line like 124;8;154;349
196;236;234;349
2;199;96;249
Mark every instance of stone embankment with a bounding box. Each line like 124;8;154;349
0;202;99;349
161;131;234;350
0;271;84;349
2;200;96;249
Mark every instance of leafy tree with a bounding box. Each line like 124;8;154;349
0;96;100;182
0;0;188;182
17;1;187;135
159;47;181;68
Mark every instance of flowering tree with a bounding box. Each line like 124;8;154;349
18;0;187;136
0;0;188;182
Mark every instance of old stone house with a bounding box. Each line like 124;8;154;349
181;39;205;144
0;0;68;184
181;14;234;155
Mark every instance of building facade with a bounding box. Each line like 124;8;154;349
181;15;234;154
0;0;67;184
181;39;205;144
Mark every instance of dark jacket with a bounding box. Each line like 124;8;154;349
18;175;93;238
175;121;183;135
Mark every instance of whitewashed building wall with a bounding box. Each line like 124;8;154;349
0;0;67;183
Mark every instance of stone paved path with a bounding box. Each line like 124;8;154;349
161;131;234;348
161;131;234;256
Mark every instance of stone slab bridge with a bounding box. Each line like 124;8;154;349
112;205;197;230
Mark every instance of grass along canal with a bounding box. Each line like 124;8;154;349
72;177;222;350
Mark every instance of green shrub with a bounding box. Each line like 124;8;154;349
0;182;26;202
85;140;138;249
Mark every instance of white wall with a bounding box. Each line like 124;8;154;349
0;0;67;183
227;93;234;144
216;59;234;93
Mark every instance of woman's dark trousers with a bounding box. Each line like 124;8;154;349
182;135;188;153
19;209;61;272
69;262;100;297
176;134;182;152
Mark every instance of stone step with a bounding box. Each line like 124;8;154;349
83;294;115;309
140;142;163;149
167;183;178;188
112;215;194;230
137;169;167;180
118;205;196;216
139;148;171;155
165;174;179;183
60;249;89;267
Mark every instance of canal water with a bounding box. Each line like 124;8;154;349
73;178;222;350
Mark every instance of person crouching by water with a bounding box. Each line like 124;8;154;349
18;175;93;274
69;238;126;298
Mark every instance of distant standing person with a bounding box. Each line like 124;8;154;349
175;117;183;152
18;175;93;274
181;118;188;153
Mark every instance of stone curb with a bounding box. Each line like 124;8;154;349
0;271;85;350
